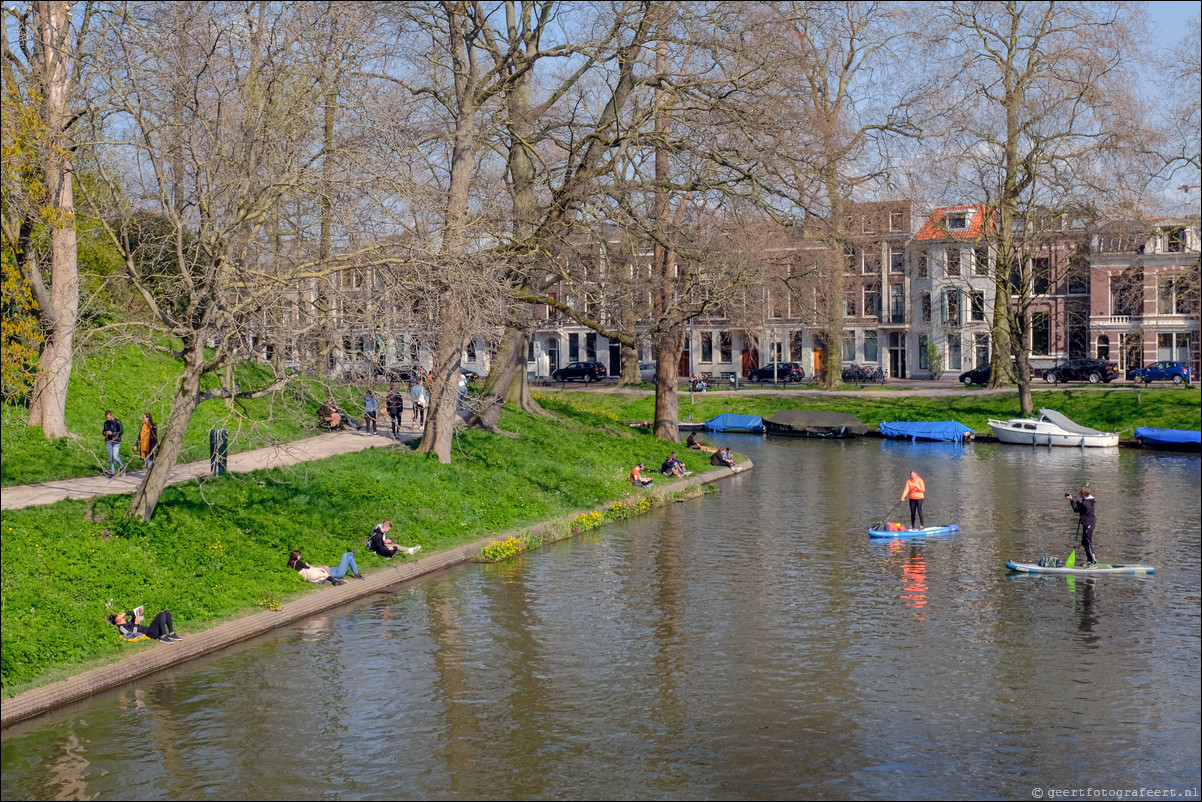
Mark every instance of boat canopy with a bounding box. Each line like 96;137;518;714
704;413;763;432
879;420;975;442
1039;408;1108;436
763;409;868;437
1135;427;1201;446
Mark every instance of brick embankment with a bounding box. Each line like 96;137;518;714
0;461;751;728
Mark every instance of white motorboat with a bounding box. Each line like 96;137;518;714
987;408;1119;447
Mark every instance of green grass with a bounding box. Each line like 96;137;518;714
554;385;1202;433
0;397;715;693
1;345;383;487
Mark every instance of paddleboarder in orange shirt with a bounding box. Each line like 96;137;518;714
902;471;926;531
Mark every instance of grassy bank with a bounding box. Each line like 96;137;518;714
556;386;1202;433
2;345;384;487
0;398;715;693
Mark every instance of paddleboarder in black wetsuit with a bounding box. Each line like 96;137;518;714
1068;487;1097;566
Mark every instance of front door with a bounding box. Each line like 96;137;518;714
741;347;759;376
888;332;905;379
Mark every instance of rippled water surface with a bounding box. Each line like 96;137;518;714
3;436;1200;800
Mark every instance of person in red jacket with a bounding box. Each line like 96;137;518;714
902;471;926;530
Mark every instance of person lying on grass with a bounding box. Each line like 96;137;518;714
368;520;422;559
107;608;181;642
287;550;365;585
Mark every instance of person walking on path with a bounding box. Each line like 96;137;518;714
902;470;926;530
1067;486;1098;566
363;389;380;435
103;410;125;476
137;413;158;469
410;378;428;427
385;383;405;438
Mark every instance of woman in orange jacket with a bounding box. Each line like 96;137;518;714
902;471;926;530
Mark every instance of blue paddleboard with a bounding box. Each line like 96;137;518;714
868;524;959;539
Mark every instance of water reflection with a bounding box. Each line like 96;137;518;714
3;438;1199;800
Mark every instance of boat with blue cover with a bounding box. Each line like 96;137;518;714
703;413;763;433
868;524;960;539
1135;427;1201;452
878;421;975;443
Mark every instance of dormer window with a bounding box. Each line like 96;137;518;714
947;212;970;231
1164;226;1186;253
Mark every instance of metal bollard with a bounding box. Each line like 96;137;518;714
209;428;229;476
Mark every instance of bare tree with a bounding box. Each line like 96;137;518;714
938;1;1148;414
1;1;95;437
84;2;366;520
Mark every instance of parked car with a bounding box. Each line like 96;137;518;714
639;362;657;381
746;362;806;383
957;362;1039;386
958;364;992;386
1126;360;1194;385
551;361;608;383
1043;358;1119;384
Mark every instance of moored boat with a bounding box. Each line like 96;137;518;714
764;409;867;438
878;421;975;443
988;408;1118;447
1135;427;1201;453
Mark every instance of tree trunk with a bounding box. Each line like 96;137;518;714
129;338;206;522
470;324;544;431
26;0;78;439
652;327;684;442
417;303;463;463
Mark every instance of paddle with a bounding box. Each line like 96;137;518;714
874;497;905;531
1065;521;1081;568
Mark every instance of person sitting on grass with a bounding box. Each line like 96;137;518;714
631;463;654;487
368;520;422;559
711;447;734;469
287;550;365;585
660;452;691;478
319;396;360;431
108;608;181;642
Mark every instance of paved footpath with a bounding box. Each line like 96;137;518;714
1;427;418;511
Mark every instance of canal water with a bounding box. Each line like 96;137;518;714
3;436;1200;800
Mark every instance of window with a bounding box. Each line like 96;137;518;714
1165;227;1186;252
1032;311;1050;355
889;283;905;323
466;340;477;361
1110;276;1137;316
864;331;879;362
890;245;905;273
943;289;961;326
770;341;783;362
843;335;856;361
790;330;805;362
969;291;986;322
844;294;857;316
1097;335;1110;361
921;292;931;322
862;214;877;234
843;245;856;275
586;332;597;360
1032;257;1051;294
917;252;929;278
947;212;969;230
1067;256;1089;294
568;332;579;362
864;287;881;318
974;246;989;276
1160;276;1194;314
919;335;931;369
769;289;783;318
889;211;904;232
862;248;880;275
946;250;962;277
947;334;962;370
719;331;732;362
974;332;990;367
1159;332;1190;361
701;332;714;362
